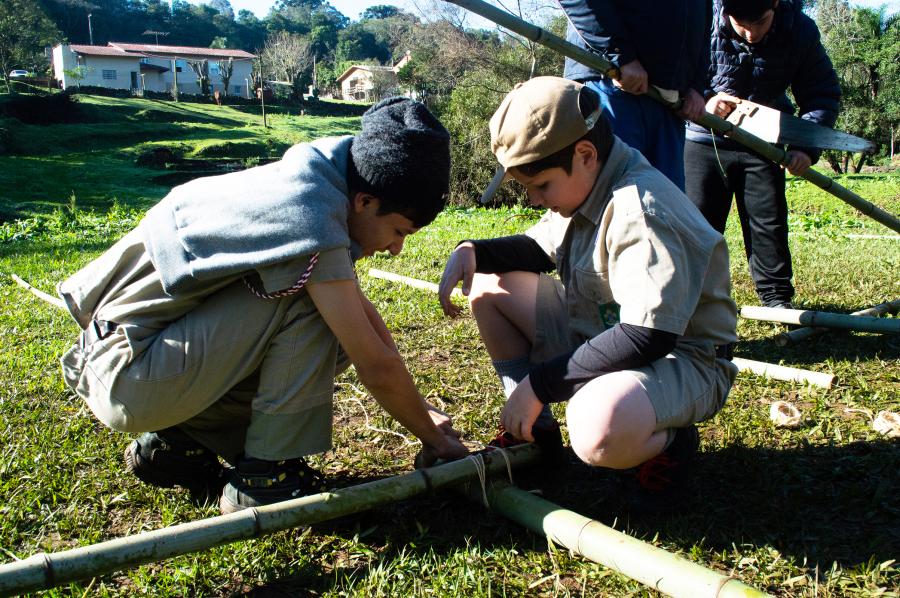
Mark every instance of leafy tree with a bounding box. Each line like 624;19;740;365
335;23;389;64
361;5;403;21
209;0;235;20
816;0;900;171
0;0;60;93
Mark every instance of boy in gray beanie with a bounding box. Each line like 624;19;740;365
58;97;468;513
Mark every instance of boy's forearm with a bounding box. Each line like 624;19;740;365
355;355;446;447
359;290;400;354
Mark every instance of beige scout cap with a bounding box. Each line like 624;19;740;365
489;76;601;170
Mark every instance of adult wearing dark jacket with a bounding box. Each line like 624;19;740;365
560;0;709;190
685;0;840;308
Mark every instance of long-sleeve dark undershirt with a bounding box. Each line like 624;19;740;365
463;235;678;404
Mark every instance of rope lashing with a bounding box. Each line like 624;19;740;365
467;447;515;508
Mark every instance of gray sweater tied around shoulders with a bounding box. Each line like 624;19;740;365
142;136;355;296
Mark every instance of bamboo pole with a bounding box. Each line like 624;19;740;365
0;445;540;597
463;480;771;598
10;274;66;309
741;305;900;335
775;299;900;346
732;357;835;388
443;0;900;234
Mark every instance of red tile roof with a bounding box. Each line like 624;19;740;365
109;42;255;59
69;44;142;57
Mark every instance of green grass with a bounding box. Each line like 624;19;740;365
0;95;898;596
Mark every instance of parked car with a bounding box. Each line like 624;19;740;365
9;70;29;78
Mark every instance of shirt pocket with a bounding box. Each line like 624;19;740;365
573;267;612;304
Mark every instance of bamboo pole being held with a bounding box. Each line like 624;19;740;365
463;479;771;598
732;357;835;389
775;299;900;346
443;0;900;234
0;445;540;597
741;305;900;335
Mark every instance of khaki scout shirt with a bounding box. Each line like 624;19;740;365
58;222;357;358
526;138;737;349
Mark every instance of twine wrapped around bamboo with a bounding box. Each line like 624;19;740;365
0;446;540;596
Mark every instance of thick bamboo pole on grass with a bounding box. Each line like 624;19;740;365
775;299;900;346
0;445;540;597
461;479;771;598
732;357;835;388
444;0;900;234
741;305;900;335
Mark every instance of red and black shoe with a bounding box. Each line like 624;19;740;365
486;421;566;467
627;424;700;512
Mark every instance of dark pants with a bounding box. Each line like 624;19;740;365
684;140;794;306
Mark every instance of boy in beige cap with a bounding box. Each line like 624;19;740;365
438;76;738;505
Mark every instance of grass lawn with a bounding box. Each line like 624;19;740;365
0;93;898;596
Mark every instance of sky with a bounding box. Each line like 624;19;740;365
212;0;900;22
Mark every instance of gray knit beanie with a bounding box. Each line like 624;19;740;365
349;97;451;227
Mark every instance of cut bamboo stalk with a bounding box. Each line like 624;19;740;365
741;305;900;335
368;268;463;298
775;299;900;346
444;0;900;234
732;357;835;388
0;445;540;597
9;274;66;309
465;480;771;598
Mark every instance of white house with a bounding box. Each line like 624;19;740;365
52;42;256;98
335;51;412;102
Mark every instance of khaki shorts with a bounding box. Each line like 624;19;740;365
533;274;738;431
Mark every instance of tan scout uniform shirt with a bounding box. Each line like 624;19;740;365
526;137;738;358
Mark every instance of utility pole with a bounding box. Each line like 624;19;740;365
88;14;93;45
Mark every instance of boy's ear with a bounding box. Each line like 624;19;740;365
573;139;599;169
351;192;379;213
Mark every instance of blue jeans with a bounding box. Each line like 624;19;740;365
582;78;686;191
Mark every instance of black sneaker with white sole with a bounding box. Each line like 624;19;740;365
219;456;326;514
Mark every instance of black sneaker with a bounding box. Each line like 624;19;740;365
219;457;326;514
124;428;226;497
626;425;699;512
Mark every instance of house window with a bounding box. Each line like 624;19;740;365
233;85;241;95
102;70;117;80
175;59;186;73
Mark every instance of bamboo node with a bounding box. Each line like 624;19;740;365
769;401;802;428
873;411;900;438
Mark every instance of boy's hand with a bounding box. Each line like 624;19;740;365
425;401;462;438
705;92;741;119
784;150;812;176
677;88;705;122
415;433;470;468
613;59;648;95
500;376;544;442
438;242;476;317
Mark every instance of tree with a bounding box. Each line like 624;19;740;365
63;65;91;91
0;0;60;93
816;0;900;171
361;5;403;21
187;59;211;95
369;68;399;100
217;57;234;94
209;0;235;20
261;30;314;98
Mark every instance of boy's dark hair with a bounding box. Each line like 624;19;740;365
349;97;451;228
514;86;613;178
722;0;777;21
